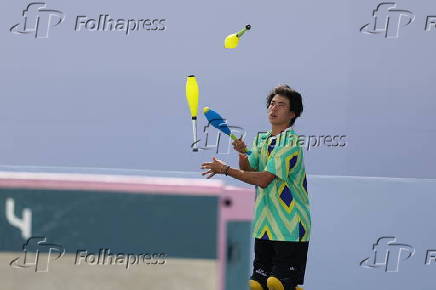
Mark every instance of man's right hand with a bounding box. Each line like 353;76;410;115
232;137;248;154
238;152;249;160
234;137;256;171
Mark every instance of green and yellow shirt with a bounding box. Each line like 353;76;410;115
248;128;311;242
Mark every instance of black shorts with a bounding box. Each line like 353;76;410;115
250;238;309;289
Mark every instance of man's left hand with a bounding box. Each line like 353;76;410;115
201;157;228;179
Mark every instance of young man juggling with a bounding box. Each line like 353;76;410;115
201;85;310;290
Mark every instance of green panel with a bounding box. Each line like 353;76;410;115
0;188;218;259
225;221;252;290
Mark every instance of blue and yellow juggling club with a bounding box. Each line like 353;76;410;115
203;107;251;155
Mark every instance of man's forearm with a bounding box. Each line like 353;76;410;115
239;155;256;172
226;167;272;188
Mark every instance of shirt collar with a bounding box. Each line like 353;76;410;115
267;126;294;140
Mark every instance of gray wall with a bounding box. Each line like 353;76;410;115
3;2;436;288
306;175;436;290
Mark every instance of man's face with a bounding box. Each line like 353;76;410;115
267;94;295;126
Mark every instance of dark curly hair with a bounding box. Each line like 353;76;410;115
266;84;303;126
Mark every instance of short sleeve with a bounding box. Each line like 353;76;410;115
248;141;260;171
264;144;301;181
